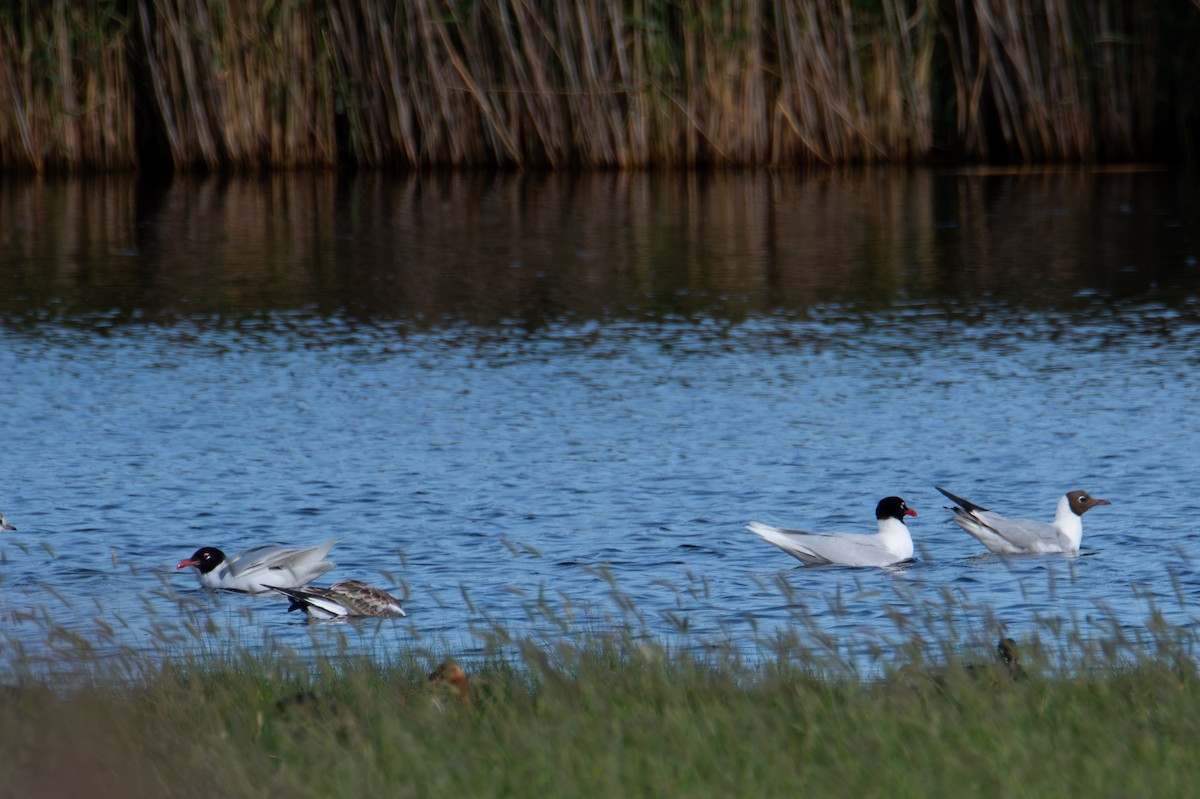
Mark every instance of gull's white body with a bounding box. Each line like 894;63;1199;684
747;515;914;568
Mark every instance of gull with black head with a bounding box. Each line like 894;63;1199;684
176;538;336;593
747;496;918;567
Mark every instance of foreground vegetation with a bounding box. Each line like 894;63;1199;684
3;621;1200;798
1;1;1198;172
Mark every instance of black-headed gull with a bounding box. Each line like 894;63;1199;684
936;486;1110;554
0;514;14;531
176;539;336;593
268;579;406;619
747;496;917;567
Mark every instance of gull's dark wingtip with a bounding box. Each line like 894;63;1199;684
935;486;989;514
264;584;311;613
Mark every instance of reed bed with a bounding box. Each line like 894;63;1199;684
0;0;136;172
0;2;1196;171
137;0;337;171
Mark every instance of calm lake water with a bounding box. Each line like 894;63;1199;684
2;167;1200;677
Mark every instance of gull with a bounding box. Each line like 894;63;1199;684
936;486;1110;554
747;496;917;567
176;539;336;593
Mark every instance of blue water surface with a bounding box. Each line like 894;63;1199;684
2;168;1199;677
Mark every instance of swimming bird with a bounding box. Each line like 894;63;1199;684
268;579;406;619
0;514;14;531
747;496;917;567
936;486;1110;555
176;539;336;593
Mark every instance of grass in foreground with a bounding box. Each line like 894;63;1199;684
3;632;1200;799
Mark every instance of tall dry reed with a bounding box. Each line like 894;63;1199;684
135;0;336;170
0;0;1194;172
0;0;136;172
938;0;1159;161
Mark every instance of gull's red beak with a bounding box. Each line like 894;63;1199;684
176;558;198;570
905;508;918;517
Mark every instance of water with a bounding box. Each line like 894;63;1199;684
2;168;1200;676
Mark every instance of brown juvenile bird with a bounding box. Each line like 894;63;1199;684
268;580;405;619
429;660;473;705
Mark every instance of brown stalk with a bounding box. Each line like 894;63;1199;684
0;25;40;171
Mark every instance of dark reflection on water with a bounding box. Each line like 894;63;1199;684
2;168;1198;330
2;169;1200;675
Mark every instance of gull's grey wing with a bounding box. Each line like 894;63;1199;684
788;533;900;567
227;539;335;576
973;511;1061;551
226;545;290;575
